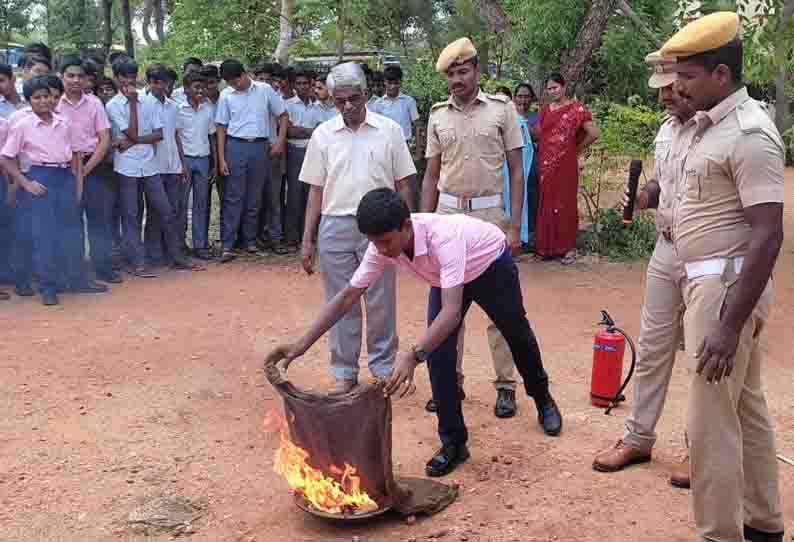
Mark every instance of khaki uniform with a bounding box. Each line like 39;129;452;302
672;88;784;542
426;90;524;390
622;117;690;452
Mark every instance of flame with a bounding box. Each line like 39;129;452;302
265;412;379;515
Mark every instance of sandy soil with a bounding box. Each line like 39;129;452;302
2;172;794;542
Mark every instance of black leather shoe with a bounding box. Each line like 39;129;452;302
15;284;35;297
425;386;466;414
69;281;108;293
494;389;517;418
534;391;562;436
744;525;784;542
193;248;214;260
41;292;59;306
425;443;470;477
96;271;123;284
0;290;9;300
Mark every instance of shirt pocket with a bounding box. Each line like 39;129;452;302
475;121;502;160
437;127;457;148
684;157;707;201
367;139;392;178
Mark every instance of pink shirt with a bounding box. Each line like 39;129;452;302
0;117;7;150
350;213;506;290
1;112;74;164
56;93;111;154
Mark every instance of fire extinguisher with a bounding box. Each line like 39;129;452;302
590;310;637;415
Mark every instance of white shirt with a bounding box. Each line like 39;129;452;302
151;95;183;175
0;96;24;119
177;99;216;158
286;96;322;148
299;110;417;216
370;94;419;141
171;87;187;105
106;93;164;178
315;101;339;123
214;80;285;139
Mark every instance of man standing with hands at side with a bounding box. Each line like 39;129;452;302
421;38;559;429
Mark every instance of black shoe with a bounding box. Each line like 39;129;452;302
172;258;195;270
96;271;123;284
193;248;214;260
0;290;9;300
425;386;466;413
15;284;35;297
494;389;517;418
220;250;235;263
70;281;108;294
425;443;470;477
534;391;562;436
41;292;59;306
744;525;784;542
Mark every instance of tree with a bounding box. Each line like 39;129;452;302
0;0;36;42
102;0;114;54
274;0;294;65
559;0;619;88
121;0;134;56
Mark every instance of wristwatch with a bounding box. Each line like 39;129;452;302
413;345;429;364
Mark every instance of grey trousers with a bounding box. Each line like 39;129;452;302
318;215;398;381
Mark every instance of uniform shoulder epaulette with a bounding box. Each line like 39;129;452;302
736;99;775;135
485;93;510;104
430;99;452;112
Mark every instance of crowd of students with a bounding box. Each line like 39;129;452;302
0;42;420;306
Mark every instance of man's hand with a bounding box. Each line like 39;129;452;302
23;179;46;196
181;166;190;183
122;83;138;101
621;187;649;212
272;141;286;156
384;351;418;398
301;240;315;275
695;321;740;383
508;225;521;256
218;159;231;177
5;183;17;207
267;343;305;374
76;178;84;205
116;135;135;153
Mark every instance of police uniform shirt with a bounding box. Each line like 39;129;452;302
426;90;524;198
672;87;785;263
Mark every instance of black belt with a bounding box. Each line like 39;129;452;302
228;136;268;143
184;154;209;159
31;162;70;169
81;153;94;163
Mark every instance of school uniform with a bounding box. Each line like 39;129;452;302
214;80;285;251
284;96;322;244
106;93;184;268
56;92;116;280
0;98;27;283
145;95;185;264
369;93;420;141
0;112;85;299
176;98;215;250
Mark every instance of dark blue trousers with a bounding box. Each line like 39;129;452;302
184;156;210;249
427;247;549;446
0;176;14;282
83;167;118;276
144;173;186;264
222;138;270;250
21;167;84;295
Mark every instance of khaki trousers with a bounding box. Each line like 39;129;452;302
436;203;516;391
683;265;783;542
623;237;687;452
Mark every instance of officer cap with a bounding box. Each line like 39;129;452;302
645;51;677;89
661;12;740;58
436;38;478;74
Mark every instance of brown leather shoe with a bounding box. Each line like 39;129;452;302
670;457;690;489
593;440;651;472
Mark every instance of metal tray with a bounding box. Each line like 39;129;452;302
293;492;391;522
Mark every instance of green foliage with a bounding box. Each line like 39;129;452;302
0;0;36;42
401;57;450;118
590;96;666;158
580;208;657;260
783;125;794;166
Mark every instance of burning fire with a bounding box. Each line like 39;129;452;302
265;412;379;515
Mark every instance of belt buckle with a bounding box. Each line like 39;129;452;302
459;197;472;212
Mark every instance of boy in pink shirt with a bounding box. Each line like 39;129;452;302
0;116;8;300
272;188;561;477
0;76;100;306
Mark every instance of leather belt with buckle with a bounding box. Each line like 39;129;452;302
661;230;673;243
31;162;70;169
439;192;503;212
228;136;268;143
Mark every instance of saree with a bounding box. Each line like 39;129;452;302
502;116;534;243
535;101;592;257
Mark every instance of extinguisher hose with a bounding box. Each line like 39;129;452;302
605;327;637;416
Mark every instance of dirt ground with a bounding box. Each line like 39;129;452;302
3;172;794;542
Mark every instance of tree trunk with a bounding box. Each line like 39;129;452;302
274;0;294;66
154;0;166;42
142;0;154;45
617;0;662;48
774;0;794;132
560;0;619;91
474;0;511;36
121;0;135;57
102;0;114;56
336;0;346;63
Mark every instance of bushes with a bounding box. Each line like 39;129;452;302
579;208;657;261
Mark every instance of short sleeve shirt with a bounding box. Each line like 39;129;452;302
426;90;524;198
671;87;785;263
299;110;417;216
1;112;74;164
176;100;216;158
106;93;164;178
151;96;183;175
350;213;506;289
315;101;339;123
285;96;322;148
370;94;420;141
653;116;687;234
0;96;25;119
55;93;111;154
214;80;285;139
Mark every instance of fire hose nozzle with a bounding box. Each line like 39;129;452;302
598;310;616;331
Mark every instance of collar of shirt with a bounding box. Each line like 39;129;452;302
696;87;750;129
411;219;430;259
445;89;488;112
32;112;67;128
330;108;383;133
60;92;89;109
180;98;209;112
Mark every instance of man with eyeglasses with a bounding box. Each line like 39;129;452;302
298;62;416;394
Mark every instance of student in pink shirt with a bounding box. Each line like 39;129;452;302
0;116;8;300
272;188;562;477
0;76;103;306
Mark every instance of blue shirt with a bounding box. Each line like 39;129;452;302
214;80;286;139
369;94;419;141
106;93;164;178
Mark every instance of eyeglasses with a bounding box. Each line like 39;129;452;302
333;94;365;109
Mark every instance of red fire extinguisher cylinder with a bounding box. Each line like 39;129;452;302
591;329;626;407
